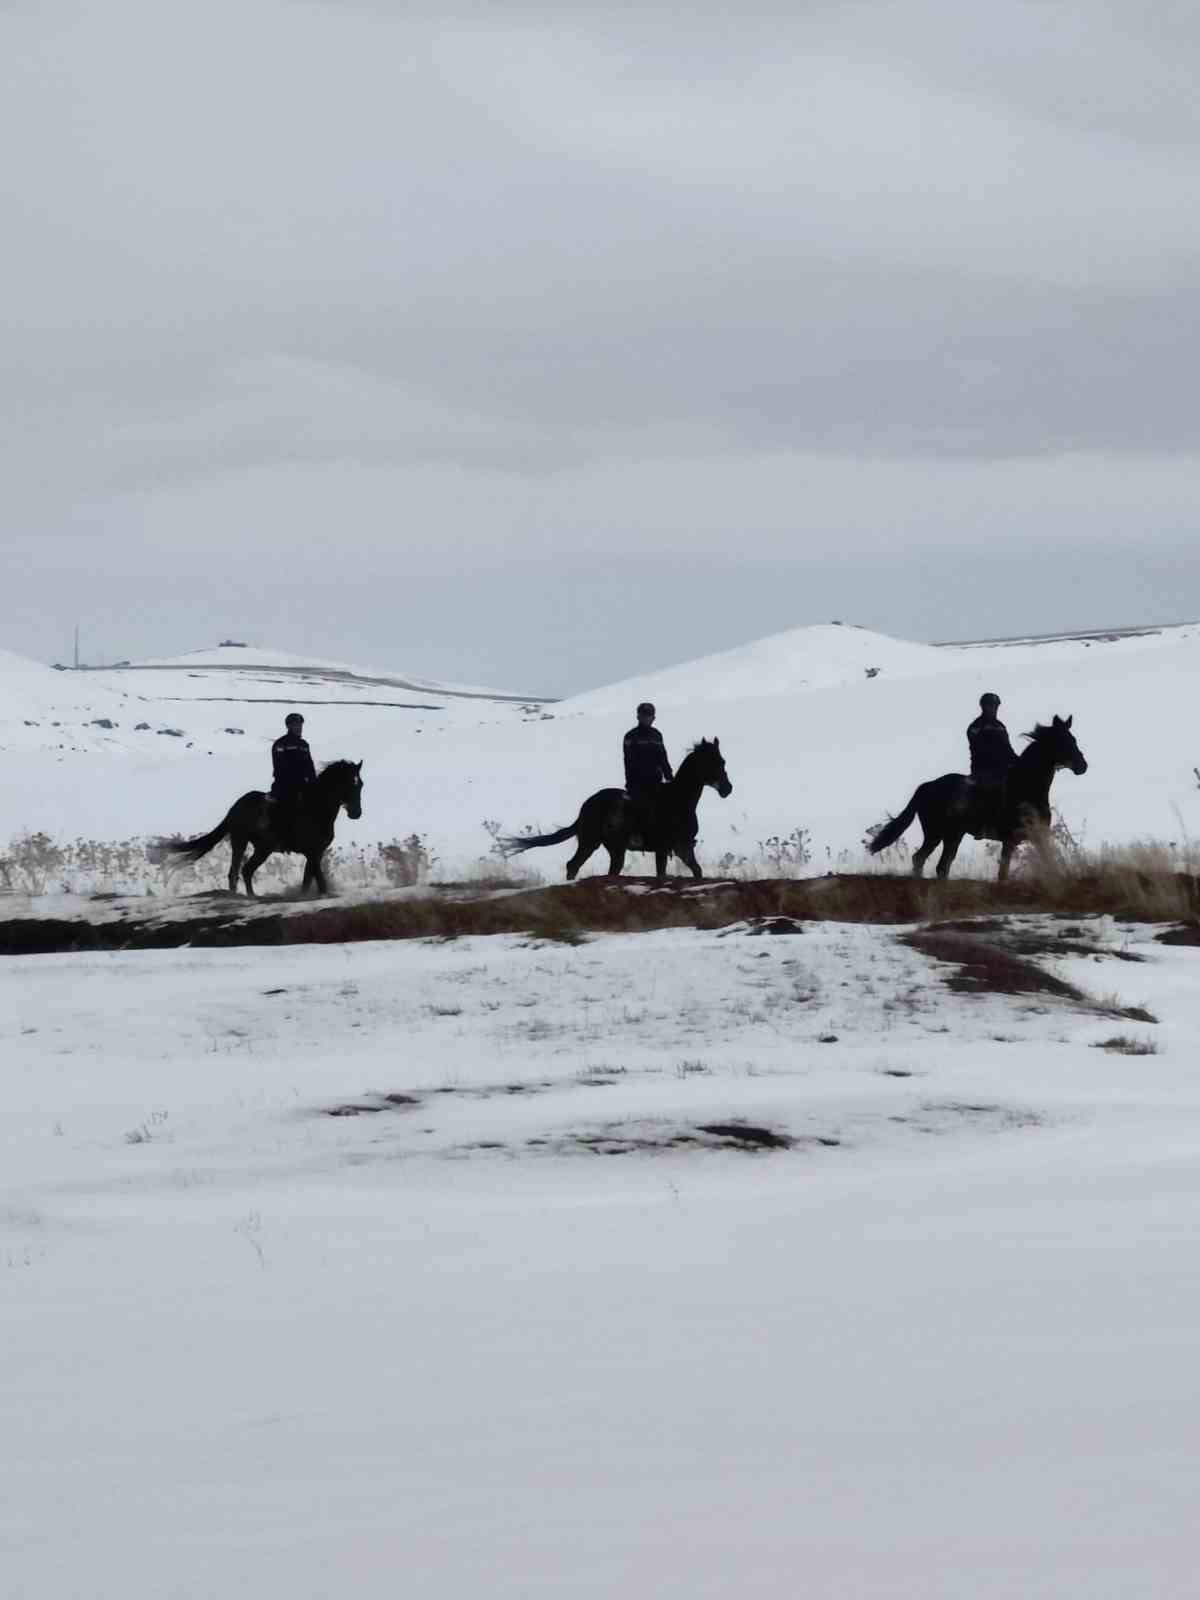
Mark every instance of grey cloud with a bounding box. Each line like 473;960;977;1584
2;0;1198;685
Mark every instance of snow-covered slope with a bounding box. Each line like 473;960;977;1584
0;642;550;760
563;620;1200;714
563;623;946;712
108;644;551;703
0;648;136;754
1;624;1197;879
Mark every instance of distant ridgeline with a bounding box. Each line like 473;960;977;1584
933;622;1196;649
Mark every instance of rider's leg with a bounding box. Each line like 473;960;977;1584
626;782;658;841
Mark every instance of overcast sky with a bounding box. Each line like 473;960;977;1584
3;0;1198;694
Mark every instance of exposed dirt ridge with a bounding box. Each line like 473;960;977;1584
2;871;1198;955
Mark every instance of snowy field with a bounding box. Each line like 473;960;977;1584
3;914;1197;1596
3;624;1200;1596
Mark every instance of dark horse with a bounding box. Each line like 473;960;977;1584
502;738;733;881
868;717;1087;881
154;760;364;896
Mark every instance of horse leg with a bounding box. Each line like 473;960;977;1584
306;855;329;896
242;845;271;897
998;838;1017;883
677;844;703;881
654;849;669;881
228;833;247;894
566;839;600;881
911;830;938;878
935;831;965;880
605;845;627;879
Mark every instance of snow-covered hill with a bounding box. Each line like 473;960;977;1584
1;623;1197;882
563;623;947;711
94;644;552;705
564;619;1200;713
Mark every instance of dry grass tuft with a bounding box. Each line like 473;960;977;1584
1015;836;1200;922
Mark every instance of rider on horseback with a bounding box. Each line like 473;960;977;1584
270;713;316;839
968;694;1017;778
966;693;1017;822
623;702;673;835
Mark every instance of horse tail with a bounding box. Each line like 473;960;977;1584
150;808;236;866
868;792;920;854
499;821;578;856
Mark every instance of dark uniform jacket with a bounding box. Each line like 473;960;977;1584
623;724;673;792
271;733;317;797
967;716;1017;780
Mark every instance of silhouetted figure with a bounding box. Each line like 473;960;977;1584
967;693;1017;784
623;702;673;831
270;713;317;838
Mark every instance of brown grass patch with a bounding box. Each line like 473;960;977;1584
924;918;1147;964
548;1119;800;1155
904;929;1084;999
906;927;1158;1021
324;1093;422;1117
695;1122;794;1149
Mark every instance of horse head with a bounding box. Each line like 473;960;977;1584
696;737;733;798
1027;716;1087;776
319;759;364;819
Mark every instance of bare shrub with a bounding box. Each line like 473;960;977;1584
378;834;436;887
756;827;813;876
0;827;470;899
0;832;68;894
1092;1036;1160;1056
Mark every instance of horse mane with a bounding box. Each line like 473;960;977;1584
1021;722;1060;743
318;759;359;780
